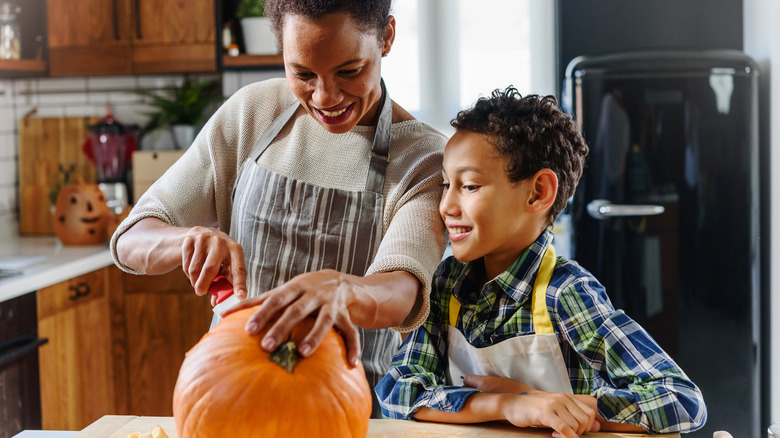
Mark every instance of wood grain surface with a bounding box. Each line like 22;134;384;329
73;415;680;438
18;116;99;234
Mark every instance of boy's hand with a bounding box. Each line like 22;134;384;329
500;392;600;438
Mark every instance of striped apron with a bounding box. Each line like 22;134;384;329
226;81;400;418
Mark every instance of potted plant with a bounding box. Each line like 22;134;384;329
139;76;223;150
236;0;278;55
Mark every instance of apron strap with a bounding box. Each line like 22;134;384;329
250;100;301;162
531;245;557;334
366;79;392;194
449;244;557;333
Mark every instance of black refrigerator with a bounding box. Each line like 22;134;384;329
560;50;762;437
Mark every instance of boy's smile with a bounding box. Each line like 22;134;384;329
440;131;544;279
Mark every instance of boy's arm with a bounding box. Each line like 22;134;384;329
414;392;599;438
462;375;645;433
555;275;707;433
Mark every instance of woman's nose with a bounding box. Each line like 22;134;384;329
312;77;341;107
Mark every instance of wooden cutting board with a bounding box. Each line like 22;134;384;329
18;116;100;234
73;415;679;438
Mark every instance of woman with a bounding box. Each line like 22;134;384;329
111;0;447;416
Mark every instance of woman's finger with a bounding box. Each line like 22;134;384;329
259;290;325;352
335;315;361;367
228;244;247;298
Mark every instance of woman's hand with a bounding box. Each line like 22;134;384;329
181;226;248;299
223;269;362;367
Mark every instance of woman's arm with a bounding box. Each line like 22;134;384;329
225;268;419;367
116;218;248;298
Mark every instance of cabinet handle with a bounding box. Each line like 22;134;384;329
112;0;120;40
134;0;143;40
68;282;91;301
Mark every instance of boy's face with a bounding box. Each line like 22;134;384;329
440;131;542;276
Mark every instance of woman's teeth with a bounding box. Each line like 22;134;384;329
321;107;347;118
449;227;471;234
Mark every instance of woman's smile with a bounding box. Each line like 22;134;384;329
315;103;355;125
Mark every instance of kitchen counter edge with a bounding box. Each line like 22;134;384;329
0;238;114;302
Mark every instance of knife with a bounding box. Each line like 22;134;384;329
208;274;243;317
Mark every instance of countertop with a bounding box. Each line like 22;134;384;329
72;415;677;438
0;235;114;302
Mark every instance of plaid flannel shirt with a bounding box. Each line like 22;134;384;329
376;229;707;433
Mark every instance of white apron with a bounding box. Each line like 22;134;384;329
225;80;400;417
446;245;573;393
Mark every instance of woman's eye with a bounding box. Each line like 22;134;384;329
440;183;450;191
294;71;315;79
339;68;361;76
463;185;479;192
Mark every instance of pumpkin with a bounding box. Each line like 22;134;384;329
173;307;372;438
52;176;111;245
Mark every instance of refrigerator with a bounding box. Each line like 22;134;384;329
560;50;762;437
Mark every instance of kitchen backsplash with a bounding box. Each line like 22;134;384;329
0;70;283;234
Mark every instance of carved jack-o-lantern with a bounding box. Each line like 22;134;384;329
52;177;111;245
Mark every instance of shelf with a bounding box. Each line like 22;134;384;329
0;58;47;77
222;53;284;69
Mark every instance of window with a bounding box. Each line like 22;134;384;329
383;0;556;134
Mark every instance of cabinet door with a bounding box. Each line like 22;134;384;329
37;267;123;430
122;269;212;415
46;0;133;76
130;0;217;73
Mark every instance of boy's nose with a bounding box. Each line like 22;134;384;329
439;191;459;218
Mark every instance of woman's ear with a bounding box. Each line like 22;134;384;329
526;169;558;215
382;15;396;57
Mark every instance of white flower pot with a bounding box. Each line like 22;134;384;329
171;124;196;150
241;17;278;55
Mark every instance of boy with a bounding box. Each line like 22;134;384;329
375;87;706;437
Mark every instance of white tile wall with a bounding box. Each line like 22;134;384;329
0;73;226;231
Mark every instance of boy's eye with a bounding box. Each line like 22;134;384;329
440;183;450;191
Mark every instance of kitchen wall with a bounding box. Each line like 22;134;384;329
743;0;780;426
0;69;283;236
556;0;743;95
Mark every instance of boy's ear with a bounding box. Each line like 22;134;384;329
525;169;558;214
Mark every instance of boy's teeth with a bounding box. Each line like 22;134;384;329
321;107;347;117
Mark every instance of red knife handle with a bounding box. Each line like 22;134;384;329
208;275;234;304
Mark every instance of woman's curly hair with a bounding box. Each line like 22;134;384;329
265;0;392;48
451;86;589;226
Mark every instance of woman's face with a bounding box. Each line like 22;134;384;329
281;12;393;134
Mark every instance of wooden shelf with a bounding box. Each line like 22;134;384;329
222;53;283;69
0;58;47;77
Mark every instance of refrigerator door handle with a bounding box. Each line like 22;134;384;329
586;199;665;219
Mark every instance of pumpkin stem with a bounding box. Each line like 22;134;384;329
269;337;299;373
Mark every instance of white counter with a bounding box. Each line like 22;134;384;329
0;235;114;302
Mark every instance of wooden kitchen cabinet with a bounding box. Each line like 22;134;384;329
46;0;217;76
121;269;212;416
37;265;212;430
37;266;122;431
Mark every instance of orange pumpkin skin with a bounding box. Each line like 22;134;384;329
52;180;111;245
173;307;372;438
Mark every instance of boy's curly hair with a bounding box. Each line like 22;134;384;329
451;86;589;227
265;0;392;48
